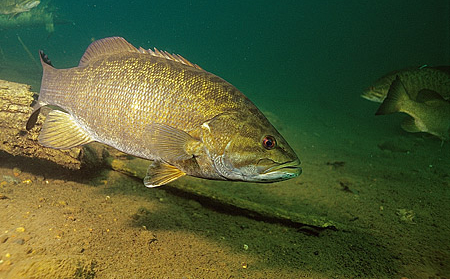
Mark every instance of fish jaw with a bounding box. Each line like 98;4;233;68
22;0;40;10
213;154;301;183
361;88;386;103
257;158;302;182
5;0;40;14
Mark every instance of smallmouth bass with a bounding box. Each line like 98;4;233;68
27;37;301;186
362;66;450;103
0;0;40;15
376;76;450;141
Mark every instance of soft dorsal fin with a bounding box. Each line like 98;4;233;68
138;47;203;70
79;37;139;67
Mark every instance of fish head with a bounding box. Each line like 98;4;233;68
200;111;301;182
362;83;391;103
18;0;40;10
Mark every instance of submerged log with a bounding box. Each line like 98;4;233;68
0;79;83;169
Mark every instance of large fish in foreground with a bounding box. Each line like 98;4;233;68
27;37;301;187
362;66;450;103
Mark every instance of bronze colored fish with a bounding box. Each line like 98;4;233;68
362;66;450;103
375;76;450;141
27;37;301;187
0;0;40;16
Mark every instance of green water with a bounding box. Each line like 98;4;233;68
1;0;449;278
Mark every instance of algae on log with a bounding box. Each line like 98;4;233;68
107;156;340;231
0;79;84;169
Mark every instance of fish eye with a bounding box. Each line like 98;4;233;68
262;135;276;150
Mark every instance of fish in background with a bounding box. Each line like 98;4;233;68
0;0;40;16
26;37;301;187
362;66;450;103
0;1;59;34
375;76;450;141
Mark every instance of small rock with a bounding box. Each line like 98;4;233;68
22;179;32;185
57;200;68;206
15;238;25;245
326;161;346;169
0;235;9;243
35;175;45;182
396;209;415;224
188;199;202;209
12;168;22;177
2;175;19;184
378;139;413;153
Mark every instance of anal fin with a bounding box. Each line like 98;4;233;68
144;161;186;187
39;110;94;149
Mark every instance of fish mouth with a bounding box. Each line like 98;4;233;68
260;159;302;179
23;1;40;9
361;89;385;103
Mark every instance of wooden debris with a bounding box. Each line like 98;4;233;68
0;79;83;169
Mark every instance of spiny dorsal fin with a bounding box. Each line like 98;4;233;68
79;37;139;67
138;47;203;70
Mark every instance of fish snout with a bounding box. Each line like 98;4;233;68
24;1;40;9
257;158;302;181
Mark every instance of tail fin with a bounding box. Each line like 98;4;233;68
375;76;409;115
26;51;55;130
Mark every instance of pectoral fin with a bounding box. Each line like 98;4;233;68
145;123;203;162
144;161;186;187
38;110;94;149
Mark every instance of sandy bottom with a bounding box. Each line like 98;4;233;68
0;68;449;278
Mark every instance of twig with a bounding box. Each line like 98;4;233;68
17;34;40;69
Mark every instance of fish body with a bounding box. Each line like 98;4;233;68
28;37;301;186
0;0;40;15
375;76;450;140
0;4;54;33
362;66;450;103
